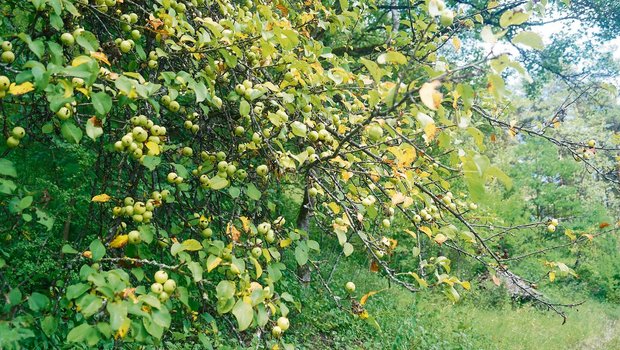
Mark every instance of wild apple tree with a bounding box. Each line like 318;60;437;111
0;0;610;348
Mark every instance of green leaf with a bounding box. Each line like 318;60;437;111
67;283;90;300
91;92;112;116
232;299;253;331
152;307;172;328
61;122;83;144
141;156;161;171
78;294;102;317
36;208;55;231
67;323;94;343
246;183;261;200
28;40;45;59
209;175;229;190
294;243;308;266
19;196;33;210
239;99;250;117
187;261;203;282
62;244;79;254
512;31;544;50
85;118;103;141
8;288;22;305
28;292;50;312
192;81;208;103
41;316;58;337
343;242;354;257
377;51;407;65
216;280;235;300
0;158;17;178
107;301;128;330
499;10;530;28
138;225;154;244
76;31;100;52
89;239;106;261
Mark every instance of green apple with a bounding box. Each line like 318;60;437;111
277;317;290;331
56;107;71;120
154;270;168;283
367;125;383;141
163;279;176;293
119;40;132;53
0;75;9;90
11;127;25;139
547;224;556;233
1;41;12;51
182;147;193;156
6;136;19;148
382;218;391;228
271;326;282;338
60;33;75;46
256;164;268;177
251;247;262;258
128;230;141;244
151;282;163;294
0;51;15;63
257;222;271;235
345;281;356;293
158;291;169;302
168;101;180;112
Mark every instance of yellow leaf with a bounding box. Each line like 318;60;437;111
280;238;292;248
424;123;437;141
404;229;417;238
419;226;433;238
92;193;111;202
549;271;556;282
420;81;443;110
391;192;406;205
72;55;92;67
145;141;160;155
452;37;461;52
182;239;203;251
90;51;111;66
226;222;241;241
327;202;341;214
460;281;471;290
9;82;35;96
82;250;92;259
109;235;128;249
434;233;448;245
207;257;222;272
240;216;251;232
115;318;131;339
341;170;353;182
250;257;262;279
360;289;386;305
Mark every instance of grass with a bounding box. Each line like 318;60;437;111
280;244;620;350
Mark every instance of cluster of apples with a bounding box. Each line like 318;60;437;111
112;192;167;224
150;270;176;302
6;126;26;148
114;115;167;161
0;75;10;99
182;111;201;134
271;316;290;339
547;218;559;233
1;41;15;64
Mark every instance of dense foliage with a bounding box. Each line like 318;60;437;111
0;0;618;348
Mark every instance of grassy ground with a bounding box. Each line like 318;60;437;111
281;252;620;350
